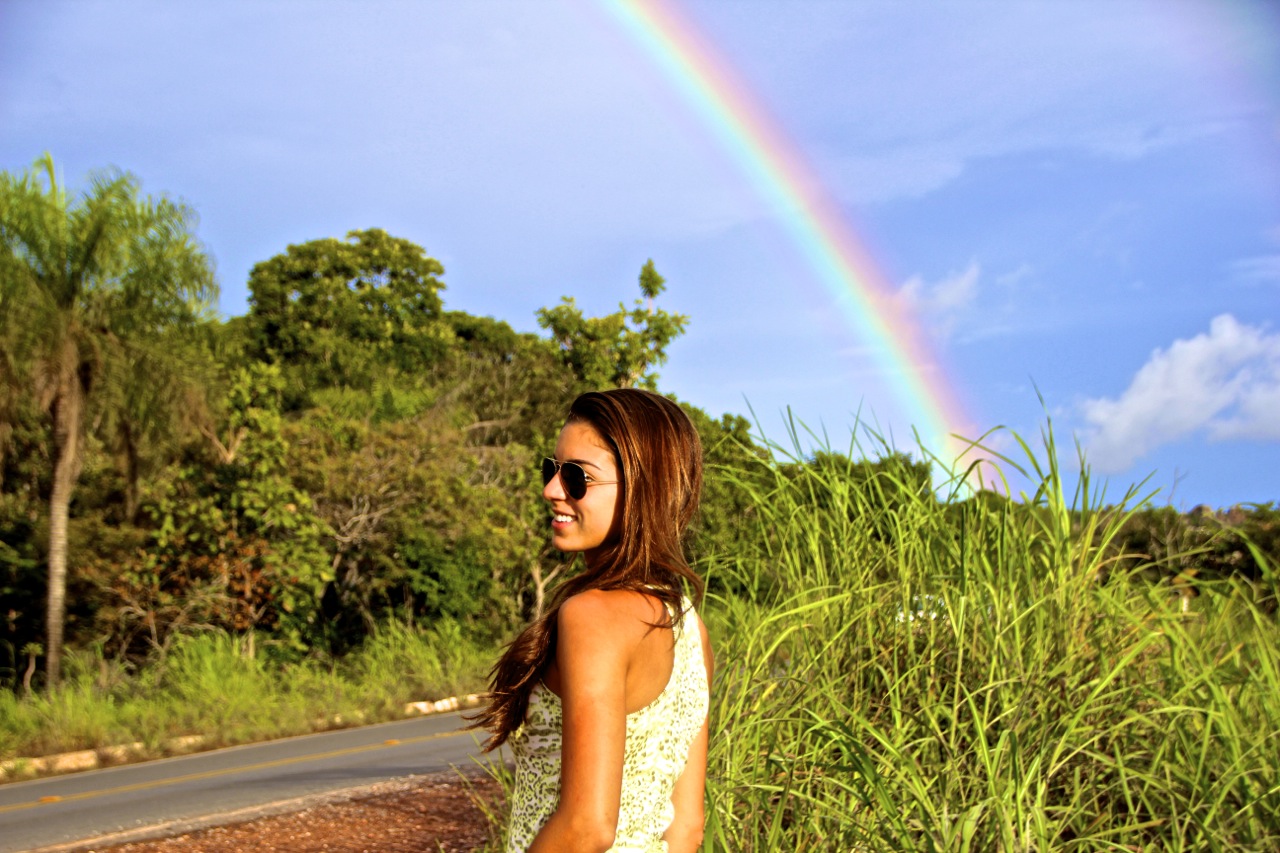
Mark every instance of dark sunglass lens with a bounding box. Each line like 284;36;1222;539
542;458;587;499
561;462;587;499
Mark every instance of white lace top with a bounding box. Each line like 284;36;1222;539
505;597;710;853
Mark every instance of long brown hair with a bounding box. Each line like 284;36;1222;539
470;389;704;750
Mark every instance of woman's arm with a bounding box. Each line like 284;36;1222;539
527;590;630;853
663;615;714;853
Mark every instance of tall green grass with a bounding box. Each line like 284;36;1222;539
699;425;1280;850
0;619;494;771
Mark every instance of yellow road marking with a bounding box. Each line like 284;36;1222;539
0;728;469;815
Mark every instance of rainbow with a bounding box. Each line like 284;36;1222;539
600;0;974;461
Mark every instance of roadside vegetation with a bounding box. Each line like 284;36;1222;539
4;156;1279;846
0;619;490;768
692;427;1280;850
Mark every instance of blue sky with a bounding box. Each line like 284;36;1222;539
3;0;1278;508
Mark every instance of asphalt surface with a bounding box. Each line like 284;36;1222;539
0;712;488;853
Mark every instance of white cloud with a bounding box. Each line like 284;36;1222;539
1081;315;1280;472
899;261;980;341
1211;379;1280;441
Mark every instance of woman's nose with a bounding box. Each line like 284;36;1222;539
543;470;567;500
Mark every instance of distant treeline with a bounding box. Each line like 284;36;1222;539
1;156;1275;691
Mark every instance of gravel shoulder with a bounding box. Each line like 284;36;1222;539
51;769;504;853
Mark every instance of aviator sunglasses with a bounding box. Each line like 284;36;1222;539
541;457;618;500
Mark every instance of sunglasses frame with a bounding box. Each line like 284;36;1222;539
541;457;618;500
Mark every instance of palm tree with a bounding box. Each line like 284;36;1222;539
0;153;216;684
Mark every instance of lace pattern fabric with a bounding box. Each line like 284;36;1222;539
505;597;710;853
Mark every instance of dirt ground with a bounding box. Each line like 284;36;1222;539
80;770;504;853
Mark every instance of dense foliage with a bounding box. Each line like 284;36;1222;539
1;157;773;687
684;432;1280;850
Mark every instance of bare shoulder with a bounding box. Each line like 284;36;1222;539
558;589;658;640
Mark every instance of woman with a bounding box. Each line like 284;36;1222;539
471;389;713;853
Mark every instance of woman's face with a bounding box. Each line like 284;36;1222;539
544;420;622;567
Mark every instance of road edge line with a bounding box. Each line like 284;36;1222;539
1;694;483;782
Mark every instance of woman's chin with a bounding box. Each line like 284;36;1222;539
550;531;578;553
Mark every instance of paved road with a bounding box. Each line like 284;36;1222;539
0;712;488;853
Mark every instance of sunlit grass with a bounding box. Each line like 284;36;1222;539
697;422;1280;850
0;619;494;773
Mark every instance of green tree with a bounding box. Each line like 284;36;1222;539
442;311;571;446
536;259;688;391
246;228;449;395
133;363;332;658
97;325;217;524
284;400;546;645
0;154;215;683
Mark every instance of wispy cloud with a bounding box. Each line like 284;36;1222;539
898;261;980;341
1081;315;1280;472
773;3;1261;205
1231;254;1280;285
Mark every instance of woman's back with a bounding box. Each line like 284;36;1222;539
542;590;676;714
506;592;710;852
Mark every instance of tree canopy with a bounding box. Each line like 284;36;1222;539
246;228;450;391
536;259;687;391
